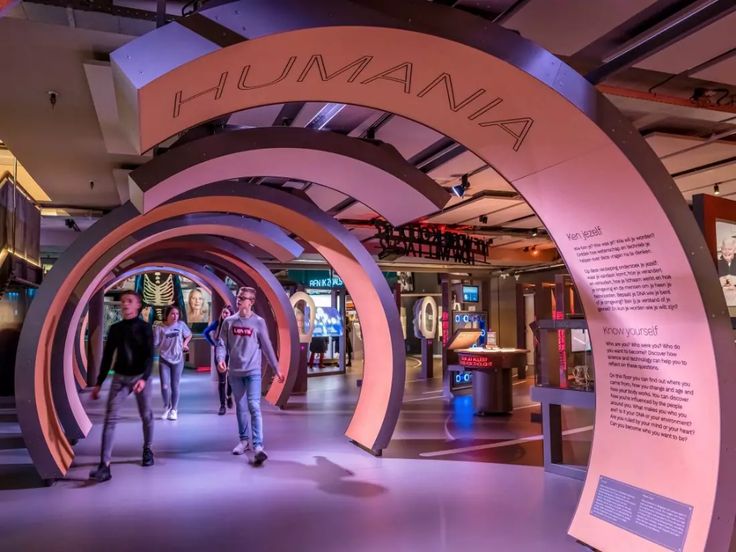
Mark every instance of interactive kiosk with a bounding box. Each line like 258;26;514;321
413;296;437;379
446;328;527;414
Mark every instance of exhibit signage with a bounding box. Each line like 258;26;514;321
458;353;492;369
516;161;723;551
373;221;491;265
288;269;398;289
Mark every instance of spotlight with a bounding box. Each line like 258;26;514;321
531;228;538;237
64;218;81;232
479;215;488;224
451;174;470;197
714;183;720;195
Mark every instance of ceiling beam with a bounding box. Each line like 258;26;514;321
586;0;736;84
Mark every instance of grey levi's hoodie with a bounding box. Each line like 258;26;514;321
215;312;278;376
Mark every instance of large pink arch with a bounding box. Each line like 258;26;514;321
109;3;736;550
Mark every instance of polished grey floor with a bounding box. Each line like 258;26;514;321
0;359;590;551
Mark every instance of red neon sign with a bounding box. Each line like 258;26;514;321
458;353;493;368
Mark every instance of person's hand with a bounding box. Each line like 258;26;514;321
217;360;227;373
91;386;101;400
133;379;146;394
276;372;285;383
183;346;189;352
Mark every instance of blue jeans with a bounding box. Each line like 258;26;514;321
230;374;263;448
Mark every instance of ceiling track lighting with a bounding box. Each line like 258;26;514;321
451;174;471;198
714;183;720;195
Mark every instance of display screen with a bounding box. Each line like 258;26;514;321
462;285;479;302
715;219;736;316
311;306;344;337
570;329;592;352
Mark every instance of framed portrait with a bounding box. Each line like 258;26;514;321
693;193;736;324
183;286;212;325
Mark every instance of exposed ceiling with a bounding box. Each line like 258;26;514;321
2;0;736;271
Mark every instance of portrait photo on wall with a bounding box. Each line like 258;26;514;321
715;220;736;310
183;286;212;328
693;193;736;323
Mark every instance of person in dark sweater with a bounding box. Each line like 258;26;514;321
204;305;234;415
89;290;155;483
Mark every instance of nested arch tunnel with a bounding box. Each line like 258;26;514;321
73;238;297;391
72;261;234;391
17;182;442;480
49;214;305;444
109;242;304;408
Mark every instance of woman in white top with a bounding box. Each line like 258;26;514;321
154;305;192;420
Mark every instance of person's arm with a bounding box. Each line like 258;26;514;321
141;322;154;381
203;320;218;347
96;324;118;387
257;319;283;381
152;325;161;350
181;322;193;351
215;319;229;369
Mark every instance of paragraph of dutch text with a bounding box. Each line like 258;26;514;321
609;372;695;442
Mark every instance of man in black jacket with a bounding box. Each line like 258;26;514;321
89;290;155;482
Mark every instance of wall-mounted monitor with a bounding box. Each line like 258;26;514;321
570;329;592;352
462;285;479;303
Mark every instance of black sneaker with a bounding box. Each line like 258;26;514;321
253;448;268;467
226;397;233;409
142;447;154;467
90;463;111;482
218;405;226;416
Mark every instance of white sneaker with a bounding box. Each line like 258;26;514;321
232;441;250;455
167;409;178;420
161;408;171;420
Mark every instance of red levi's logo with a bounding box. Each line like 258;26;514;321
232;326;253;337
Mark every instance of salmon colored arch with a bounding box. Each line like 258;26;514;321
16;190;402;478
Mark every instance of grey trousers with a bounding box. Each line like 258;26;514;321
101;375;154;465
159;358;184;410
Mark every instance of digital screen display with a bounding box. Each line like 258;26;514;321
571;329;592;352
310;306;344;337
462;285;479;303
715;220;736;316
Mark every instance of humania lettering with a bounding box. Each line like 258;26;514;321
172;54;534;152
